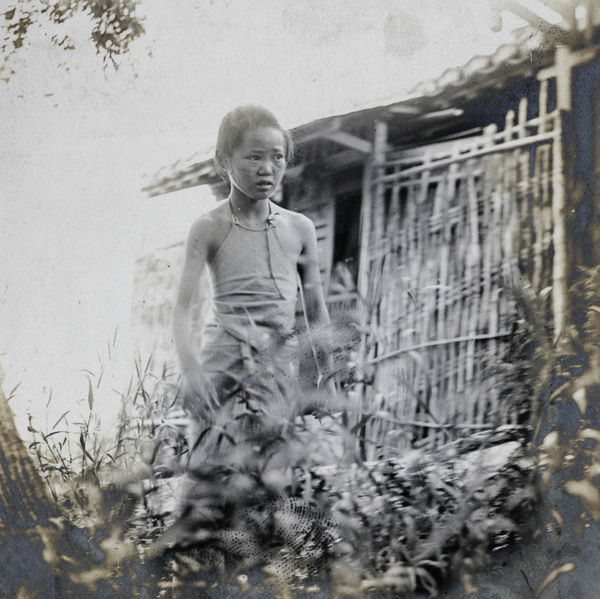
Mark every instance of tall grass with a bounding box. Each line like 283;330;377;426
22;290;554;597
25;341;178;528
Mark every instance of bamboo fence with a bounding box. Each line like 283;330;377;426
357;80;563;457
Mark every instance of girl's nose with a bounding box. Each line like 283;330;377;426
257;160;273;174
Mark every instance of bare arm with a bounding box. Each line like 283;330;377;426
297;215;335;388
173;218;212;375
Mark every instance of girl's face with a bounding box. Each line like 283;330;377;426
227;126;287;201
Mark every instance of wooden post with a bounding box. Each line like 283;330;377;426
549;44;575;339
354;121;387;448
357;120;388;320
551;113;569;339
539;78;548;133
555;45;573;112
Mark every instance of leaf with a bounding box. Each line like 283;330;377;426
52;411;70;430
46;387;53;408
7;381;21;401
564;478;600;510
43;430;69;439
190;426;212;454
79;432;94;462
534;562;575;597
97;366;105;388
144;352;153;374
87;376;94;411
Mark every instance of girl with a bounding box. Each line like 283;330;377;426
169;105;334;537
174;104;333;422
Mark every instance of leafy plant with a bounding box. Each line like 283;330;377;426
20;291;551;597
1;0;145;79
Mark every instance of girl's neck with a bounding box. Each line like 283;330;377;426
228;191;270;223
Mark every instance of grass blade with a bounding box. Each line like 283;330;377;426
97;366;105;388
7;381;21;401
87;376;95;411
52;411;70;430
79;432;94;463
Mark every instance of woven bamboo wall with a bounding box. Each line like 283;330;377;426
359;80;562;456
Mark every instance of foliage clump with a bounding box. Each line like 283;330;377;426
329;427;535;595
1;0;145;79
133;356;537;597
21;298;551;597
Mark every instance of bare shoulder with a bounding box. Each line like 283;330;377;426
187;202;231;255
274;204;315;238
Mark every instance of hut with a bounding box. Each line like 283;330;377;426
140;2;600;457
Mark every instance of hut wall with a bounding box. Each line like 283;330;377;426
131;243;211;369
359;80;563;456
286;168;337;296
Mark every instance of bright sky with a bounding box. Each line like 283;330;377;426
0;0;523;437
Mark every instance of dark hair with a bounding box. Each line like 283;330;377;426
214;105;294;181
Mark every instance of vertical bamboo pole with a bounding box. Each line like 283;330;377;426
356;121;387;452
395;184;409;431
456;170;468;414
532;146;544;292
518;148;531;276
518;97;528;138
405;183;419;435
489;154;503;370
357;158;374;321
540;144;553;303
446;161;460;426
425;178;441;434
551;113;569;338
479;155;496;422
548;45;573;338
434;176;450;428
388;181;402;439
504;109;515;143
555;45;573;112
502;151;519;285
539;78;548;133
480;157;493;332
465;162;481;422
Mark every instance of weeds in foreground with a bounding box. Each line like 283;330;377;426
23;337;539;597
28;268;600;597
25;345;177;530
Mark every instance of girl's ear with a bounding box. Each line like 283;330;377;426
215;151;232;181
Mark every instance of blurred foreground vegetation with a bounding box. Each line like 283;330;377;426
5;265;600;598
